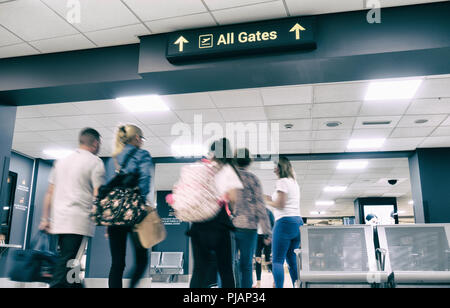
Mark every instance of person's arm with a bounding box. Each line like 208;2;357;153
138;151;152;199
264;191;287;209
39;184;54;232
91;159;106;199
254;177;272;238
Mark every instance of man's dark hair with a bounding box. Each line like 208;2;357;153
235;148;252;168
79;128;101;146
210;138;233;165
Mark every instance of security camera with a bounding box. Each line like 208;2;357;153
388;179;398;185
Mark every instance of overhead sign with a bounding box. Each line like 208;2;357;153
166;17;316;62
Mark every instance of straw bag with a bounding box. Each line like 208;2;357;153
134;207;166;249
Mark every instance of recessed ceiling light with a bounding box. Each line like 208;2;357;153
284;123;294;129
315;200;335;206
365;79;423;100
323;186;347;193
116;95;169;112
171;144;207;157
347;138;385;150
414;119;428;124
337;160;369;170
326;121;342;128
43;149;74;159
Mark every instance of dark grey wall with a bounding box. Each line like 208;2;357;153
409;148;450;223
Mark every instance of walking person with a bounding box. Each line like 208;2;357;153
253;208;275;288
264;157;303;288
105;124;153;288
232;148;272;288
39;128;105;288
188;138;243;288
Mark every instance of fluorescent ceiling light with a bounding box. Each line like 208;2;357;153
365;79;423;100
43;149;74;159
315;200;335;206
171;144;207;157
116;95;169;112
337;160;369;170
347;138;385;150
323;186;347;193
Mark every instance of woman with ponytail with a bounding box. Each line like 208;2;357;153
106;124;153;288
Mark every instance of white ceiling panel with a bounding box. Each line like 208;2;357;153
431;126;450;137
406;98;450;115
313;82;368;103
93;113;142;127
419;136;450;148
122;0;207;21
312;130;352;140
312;140;348;152
219;107;267;121
204;0;274;10
441;116;450;126
148;124;182;137
390;126;435;138
279;131;312;142
381;137;424;151
351;128;393;139
212;1;287;25
261;85;312;106
265;105;311;120
415;77;450;99
0;0;78;41
52;115;103;129
40;129;83;142
312;117;356;130
29;34;95;54
279;141;311;153
13;132;48;143
210;89;263;108
0;25;22;47
15;117;65;131
0;43;39;59
397;114;447;127
85;24;150;47
42;0;140;32
16;106;45;119
146;13;216;34
174;109;223;123
134;111;181;125
164;93;216;110
73;99;129;114
37;103;84;117
312;102;361;118
286;0;363;16
359;100;411;116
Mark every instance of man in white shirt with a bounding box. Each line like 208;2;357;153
39;128;105;288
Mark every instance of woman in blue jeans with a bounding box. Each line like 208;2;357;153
265;157;303;288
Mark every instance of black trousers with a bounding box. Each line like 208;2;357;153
51;234;84;288
107;226;148;288
189;222;235;288
255;234;272;281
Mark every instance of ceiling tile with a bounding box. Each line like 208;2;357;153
312;102;361;118
442;116;450;126
279;131;312;142
312;130;352;140
15;118;65;131
0;43;39;59
212;1;287;25
354;116;401;129
279;141;311;154
16;106;45;119
220;107;267;121
312;117;356;130
359;100;411;116
210;89;263;108
415;77;450;99
265;105;311;120
148;124;184;137
174;109;223;123
37;103;84;117
314;82;368;103
381;137;424;151
163;93;216;110
42;0;140;32
73;99;128;114
29;34;95;54
85;24;150;47
40;129;82;142
0;0;78;41
123;0;207;21
286;0;364;16
420;136;450;148
94;113;143;127
431;126;450;137
406;98;450;115
204;0;272;10
397;114;447;127
146;13;215;34
351;128;393;139
390;126;435;138
13;132;49;143
312;140;348;153
0;25;22;47
52;115;103;129
261;85;312;106
134;111;181;125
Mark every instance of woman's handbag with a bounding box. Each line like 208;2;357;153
134;207;167;249
91;148;147;226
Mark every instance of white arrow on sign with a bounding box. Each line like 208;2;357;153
174;36;189;52
289;23;306;40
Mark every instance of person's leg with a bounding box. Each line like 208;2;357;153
235;230;257;288
129;231;149;288
254;235;264;285
214;229;235;288
190;231;213;288
271;218;293;288
50;234;83;288
263;239;273;273
285;219;301;287
108;226;128;288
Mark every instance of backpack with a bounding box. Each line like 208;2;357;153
171;159;222;222
91;148;148;226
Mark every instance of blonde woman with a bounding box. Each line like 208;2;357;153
105;124;153;288
264;157;303;288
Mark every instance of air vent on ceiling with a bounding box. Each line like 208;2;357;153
362;121;392;126
326;121;342;128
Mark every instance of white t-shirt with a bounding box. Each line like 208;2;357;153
271;177;301;221
214;164;243;199
49;149;105;237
